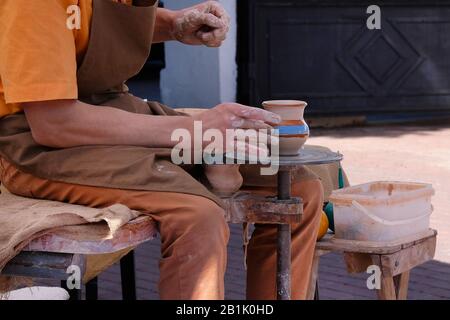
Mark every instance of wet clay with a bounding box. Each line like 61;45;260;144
204;164;243;197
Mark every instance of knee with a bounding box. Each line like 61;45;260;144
182;197;230;247
292;178;324;219
292;178;324;201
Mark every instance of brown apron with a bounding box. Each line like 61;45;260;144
0;0;221;205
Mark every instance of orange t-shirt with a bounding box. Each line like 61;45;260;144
0;0;132;118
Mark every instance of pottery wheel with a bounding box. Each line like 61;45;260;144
225;145;344;167
274;145;343;167
221;145;343;166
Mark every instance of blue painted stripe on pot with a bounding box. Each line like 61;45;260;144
275;124;309;135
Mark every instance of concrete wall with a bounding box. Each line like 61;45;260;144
160;0;237;108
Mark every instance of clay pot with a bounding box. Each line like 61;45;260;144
276;119;309;155
262;100;307;121
279;120;304;126
279;134;308;156
204;164;243;197
262;101;310;156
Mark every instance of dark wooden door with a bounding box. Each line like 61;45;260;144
237;0;450;116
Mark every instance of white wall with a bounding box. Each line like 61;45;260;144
160;0;237;108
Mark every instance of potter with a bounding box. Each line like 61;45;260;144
0;1;325;300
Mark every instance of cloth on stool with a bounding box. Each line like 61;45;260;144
0;193;141;272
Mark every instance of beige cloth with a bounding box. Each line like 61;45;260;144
0;193;140;272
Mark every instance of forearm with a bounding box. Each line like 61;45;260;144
153;8;176;43
23;100;193;149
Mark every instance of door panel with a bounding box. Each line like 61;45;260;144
237;0;450;116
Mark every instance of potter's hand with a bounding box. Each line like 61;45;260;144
195;103;281;133
171;1;230;47
194;103;281;157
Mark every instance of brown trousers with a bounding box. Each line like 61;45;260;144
0;158;323;300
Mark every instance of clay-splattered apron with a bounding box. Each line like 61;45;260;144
0;0;220;204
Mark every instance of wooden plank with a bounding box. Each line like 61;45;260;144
315;229;437;254
380;236;436;277
377;276;397;300
22;216;157;255
314;249;331;257
343;253;374;274
3;252;86;280
222;193;303;224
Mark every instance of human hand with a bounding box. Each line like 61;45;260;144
171;1;231;47
193;103;281;158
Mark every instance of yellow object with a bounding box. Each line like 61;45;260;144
317;211;329;240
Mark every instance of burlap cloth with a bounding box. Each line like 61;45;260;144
0;193;141;274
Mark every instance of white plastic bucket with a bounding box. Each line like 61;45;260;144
329;181;434;242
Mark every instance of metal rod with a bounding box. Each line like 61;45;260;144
277;170;292;300
277;224;291;300
86;277;98;300
278;170;291;201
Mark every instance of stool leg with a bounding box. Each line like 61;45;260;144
377;276;397;300
120;250;137;300
85;277;98;300
314;281;320;300
394;271;410;300
306;252;321;300
61;280;81;301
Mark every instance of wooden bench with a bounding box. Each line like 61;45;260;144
308;229;438;300
2;215;157;300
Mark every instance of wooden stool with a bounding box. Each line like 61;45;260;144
3;216;157;300
308;229;437;300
